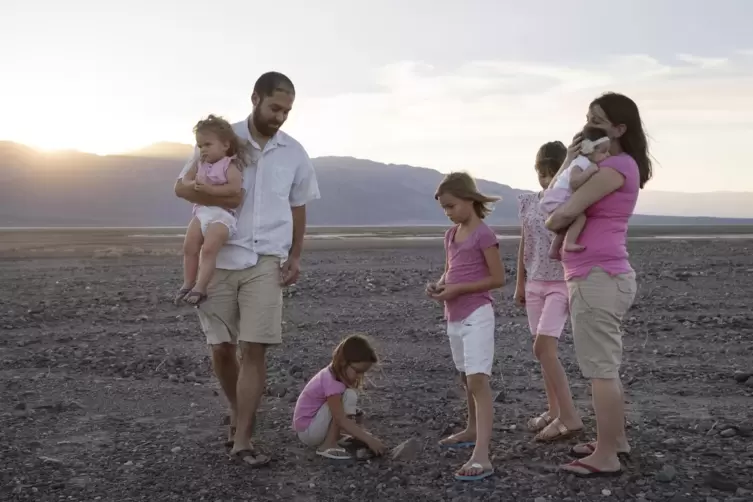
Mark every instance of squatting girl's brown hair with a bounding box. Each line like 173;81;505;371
434;171;501;219
534;141;567;178
331;334;378;389
193;114;247;163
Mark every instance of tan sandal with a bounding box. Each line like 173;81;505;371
229;448;270;468
534;418;583;443
527;412;553;432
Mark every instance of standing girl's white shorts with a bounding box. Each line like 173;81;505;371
194;206;237;238
447;303;495;376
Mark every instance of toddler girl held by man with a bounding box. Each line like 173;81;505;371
174;115;246;306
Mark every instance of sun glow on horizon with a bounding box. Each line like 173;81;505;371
3;1;753;193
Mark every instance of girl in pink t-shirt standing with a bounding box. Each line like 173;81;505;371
426;172;506;482
515;141;583;443
292;335;386;460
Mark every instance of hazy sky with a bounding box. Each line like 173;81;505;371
3;0;753;193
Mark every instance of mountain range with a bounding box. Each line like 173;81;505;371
1;140;752;227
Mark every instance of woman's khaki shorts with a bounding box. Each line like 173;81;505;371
567;267;637;379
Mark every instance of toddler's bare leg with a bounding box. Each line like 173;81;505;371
563;213;587;253
181;218;203;290
187;222;230;303
548;232;566;260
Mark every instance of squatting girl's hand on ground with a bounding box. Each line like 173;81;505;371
366;436;387;456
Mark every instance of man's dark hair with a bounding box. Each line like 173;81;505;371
253;71;295;99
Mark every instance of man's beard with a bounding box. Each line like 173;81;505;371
252;108;281;138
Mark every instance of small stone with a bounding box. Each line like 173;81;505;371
494;390;506;403
391;438;421;461
266;383;287;398
602;489;612;496
65;400;84;410
720;428;737;438
289;365;302;376
733;370;752;383
124;461;133;466
38;456;62;464
445;388;462;400
656;464;677;483
171;446;182;453
663;437;679;446
704;470;738;493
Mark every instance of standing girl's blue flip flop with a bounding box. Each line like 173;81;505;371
439;441;476;449
454;463;494;481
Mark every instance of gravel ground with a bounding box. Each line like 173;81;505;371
1;238;752;501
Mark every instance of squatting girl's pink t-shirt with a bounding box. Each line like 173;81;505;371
292;366;347;432
443;222;499;322
561;153;640;280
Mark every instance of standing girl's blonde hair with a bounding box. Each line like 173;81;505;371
434;172;501;219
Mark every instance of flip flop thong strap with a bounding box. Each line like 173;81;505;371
319;448;350;458
569;460;599;473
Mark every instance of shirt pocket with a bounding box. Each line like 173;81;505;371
271;167;295;199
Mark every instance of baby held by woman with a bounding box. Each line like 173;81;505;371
540;126;610;259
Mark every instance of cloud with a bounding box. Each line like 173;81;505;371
292;51;753;192
676;53;729;69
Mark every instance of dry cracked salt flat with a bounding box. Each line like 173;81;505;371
1;236;752;502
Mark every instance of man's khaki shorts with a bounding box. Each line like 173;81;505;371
196;256;283;345
567;267;637;379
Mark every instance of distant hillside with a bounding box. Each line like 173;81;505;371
122;142;195;159
1;141;752;227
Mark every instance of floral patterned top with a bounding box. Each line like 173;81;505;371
517;192;565;282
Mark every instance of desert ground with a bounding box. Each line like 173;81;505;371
1;228;752;501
